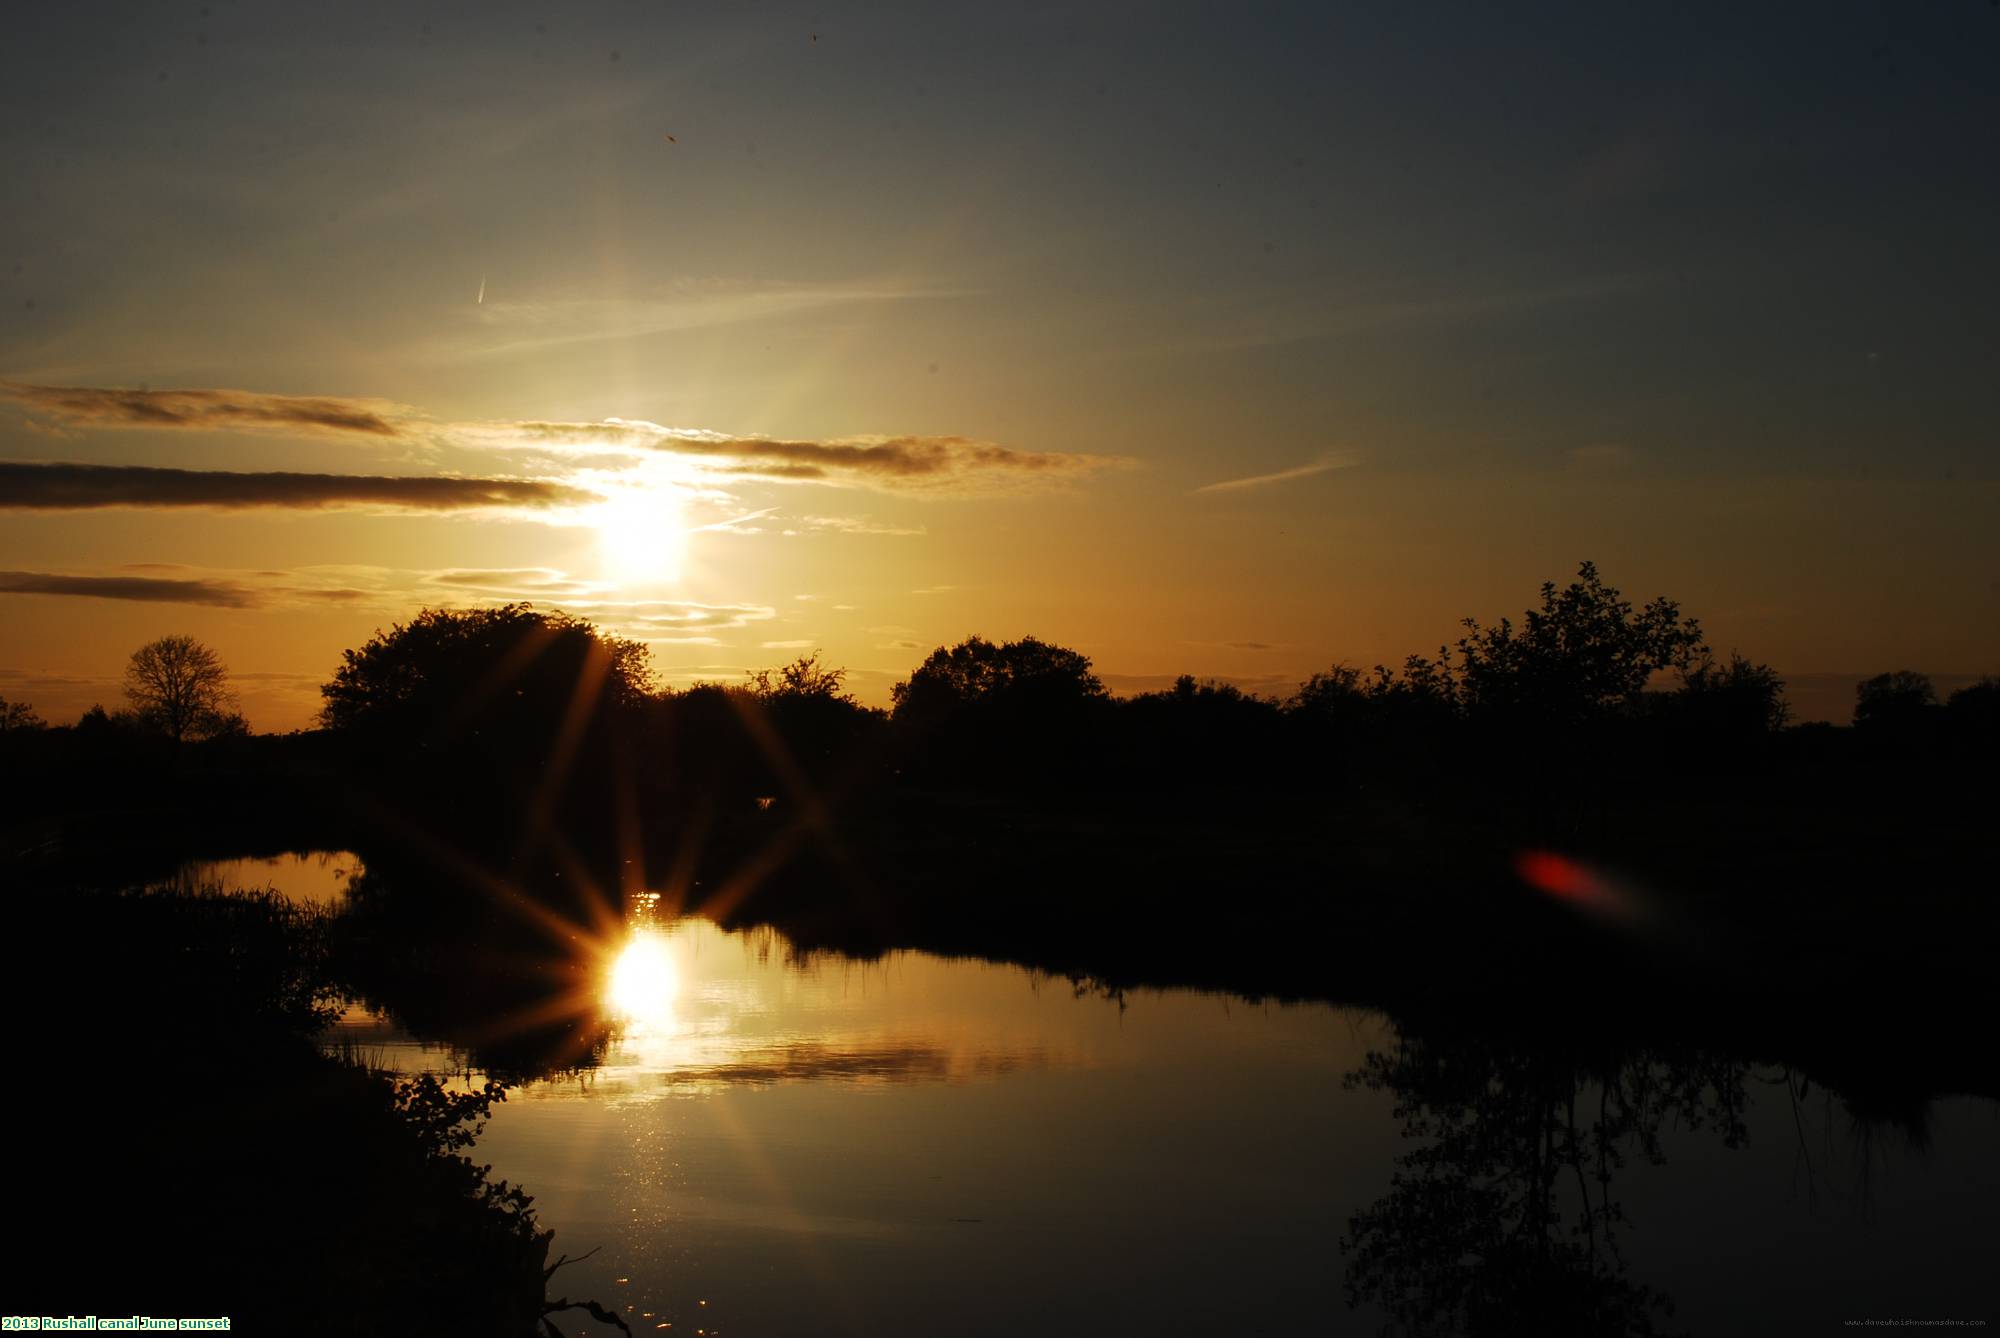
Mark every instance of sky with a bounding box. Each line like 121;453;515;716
2;0;1996;729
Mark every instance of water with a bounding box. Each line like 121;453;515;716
195;855;2000;1335
173;848;362;906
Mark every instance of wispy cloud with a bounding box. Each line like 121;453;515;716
0;462;598;512
552;600;776;633
2;382;412;438
439;278;970;360
782;515;927;536
1192;455;1356;494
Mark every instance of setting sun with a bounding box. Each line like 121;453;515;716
593;487;689;586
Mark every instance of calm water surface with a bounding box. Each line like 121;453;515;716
210;855;2000;1335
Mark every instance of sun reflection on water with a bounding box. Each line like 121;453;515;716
607;929;681;1029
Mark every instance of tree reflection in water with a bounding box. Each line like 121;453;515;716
1341;1027;1753;1337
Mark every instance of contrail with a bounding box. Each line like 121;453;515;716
477;273;486;305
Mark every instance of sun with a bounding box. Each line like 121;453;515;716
594;486;688;585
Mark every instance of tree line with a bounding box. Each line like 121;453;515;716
3;561;1993;830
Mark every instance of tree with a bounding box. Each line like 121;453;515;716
1375;561;1708;731
749;651;851;701
1673;653;1791;735
1854;670;1936;728
0;693;45;733
1945;676;2000;736
320;604;653;746
124;635;238;743
890;635;1107;728
889;636;1110;787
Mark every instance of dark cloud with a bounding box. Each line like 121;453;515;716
427;568;593;593
472;419;1129;492
2;382;409;438
666;432;1127;490
0;461;597;511
2;383;1127;494
0;569;257;607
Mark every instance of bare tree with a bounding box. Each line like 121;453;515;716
125;635;238;743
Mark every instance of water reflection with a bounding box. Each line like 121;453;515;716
176;848;362;906
1340;1028;1750;1335
606;894;682;1031
155;854;2000;1336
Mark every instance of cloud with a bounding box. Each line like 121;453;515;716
0;462;598;512
783;515;927;537
426;568;596;594
2;382;411;438
460;418;1128;493
435;278;972;361
0;569;259;607
5;381;1123;497
553;600;776;632
1193;456;1356;494
760;640;815;649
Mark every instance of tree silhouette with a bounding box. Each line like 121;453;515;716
749;650;851;700
318;605;654;841
1944;676;1999;745
124;634;239;743
1342;1027;1751;1337
0;692;45;733
1450;561;1707;728
890;635;1107;727
1668;653;1791;737
320;604;652;746
1854;670;1937;727
890;636;1110;786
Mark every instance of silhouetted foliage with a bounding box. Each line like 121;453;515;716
1121;675;1288;790
0;692;44;732
322;604;653;742
125;633;240;743
1343;1028;1752;1337
891;634;1108;725
749;650;850;700
1382;561;1709;730
891;635;1112;786
319;605;653;840
1672;653;1790;734
9;883;619;1332
1945;675;2000;742
1854;669;1938;728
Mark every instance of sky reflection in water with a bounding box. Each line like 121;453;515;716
205;855;2000;1336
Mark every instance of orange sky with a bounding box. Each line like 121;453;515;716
4;3;1996;728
